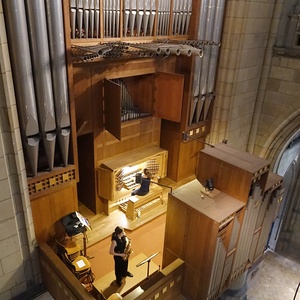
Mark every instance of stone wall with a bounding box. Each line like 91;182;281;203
0;1;39;298
210;0;281;151
210;0;300;168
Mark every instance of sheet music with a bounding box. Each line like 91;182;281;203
76;259;86;268
75;211;91;230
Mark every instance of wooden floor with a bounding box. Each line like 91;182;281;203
71;176;195;299
77;175;195;248
93;253;159;298
86;213;167;299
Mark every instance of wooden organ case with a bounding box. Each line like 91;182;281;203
162;143;284;300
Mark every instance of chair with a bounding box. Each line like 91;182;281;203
55;239;81;261
55;240;95;290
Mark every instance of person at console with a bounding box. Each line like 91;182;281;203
131;168;152;196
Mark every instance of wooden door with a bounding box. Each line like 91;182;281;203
155;72;184;122
104;79;121;140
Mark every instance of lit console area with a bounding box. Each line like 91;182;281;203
97;145;168;216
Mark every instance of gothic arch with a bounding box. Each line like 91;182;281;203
255;109;300;166
255;109;300;254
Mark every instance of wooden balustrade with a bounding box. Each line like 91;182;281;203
38;242;185;300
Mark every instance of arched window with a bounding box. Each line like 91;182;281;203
275;1;300;57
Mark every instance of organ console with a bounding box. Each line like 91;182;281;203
97;145;168;216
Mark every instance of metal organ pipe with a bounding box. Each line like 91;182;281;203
71;8;77;39
208;237;226;299
129;1;137;37
136;13;143;38
83;0;89;38
45;0;71;167
89;0;95;38
108;1;112;37
77;0;84;38
124;0;130;36
143;7;150;36
136;0;144;37
112;0;116;37
207;0;226;93
149;0;156;36
157;0;171;36
25;0;57;171
189;0;208;125
181;1;188;35
116;1;121;37
200;0;216;96
95;0;100;38
2;0;40;177
188;0;224;125
230;185;263;281
185;0;193;35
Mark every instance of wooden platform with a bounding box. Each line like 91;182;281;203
77;175;196;247
93;253;159;299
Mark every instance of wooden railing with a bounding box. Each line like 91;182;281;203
38;242;185;300
38;243;96;300
122;258;185;300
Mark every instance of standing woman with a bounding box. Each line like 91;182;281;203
109;226;133;287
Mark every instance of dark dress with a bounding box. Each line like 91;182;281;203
112;235;128;284
131;177;150;196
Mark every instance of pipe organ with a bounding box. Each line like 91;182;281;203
3;0;71;177
163;143;284;300
109;79;152;122
45;0;71;168
70;0;193;39
3;0;40;177
71;40;206;62
3;0;227;179
189;0;226;125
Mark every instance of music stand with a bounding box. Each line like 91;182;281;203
136;251;160;278
61;211;94;259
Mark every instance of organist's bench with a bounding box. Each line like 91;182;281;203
126;185;163;220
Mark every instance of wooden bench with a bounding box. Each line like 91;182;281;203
126;185;163;220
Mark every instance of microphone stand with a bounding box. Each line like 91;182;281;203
136;251;160;278
182;131;215;147
150;181;173;193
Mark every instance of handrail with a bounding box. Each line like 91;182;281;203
122;258;185;300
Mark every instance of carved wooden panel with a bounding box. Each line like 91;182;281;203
155;72;184;122
104;79;121;140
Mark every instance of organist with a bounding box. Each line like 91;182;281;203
131;168;152;196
